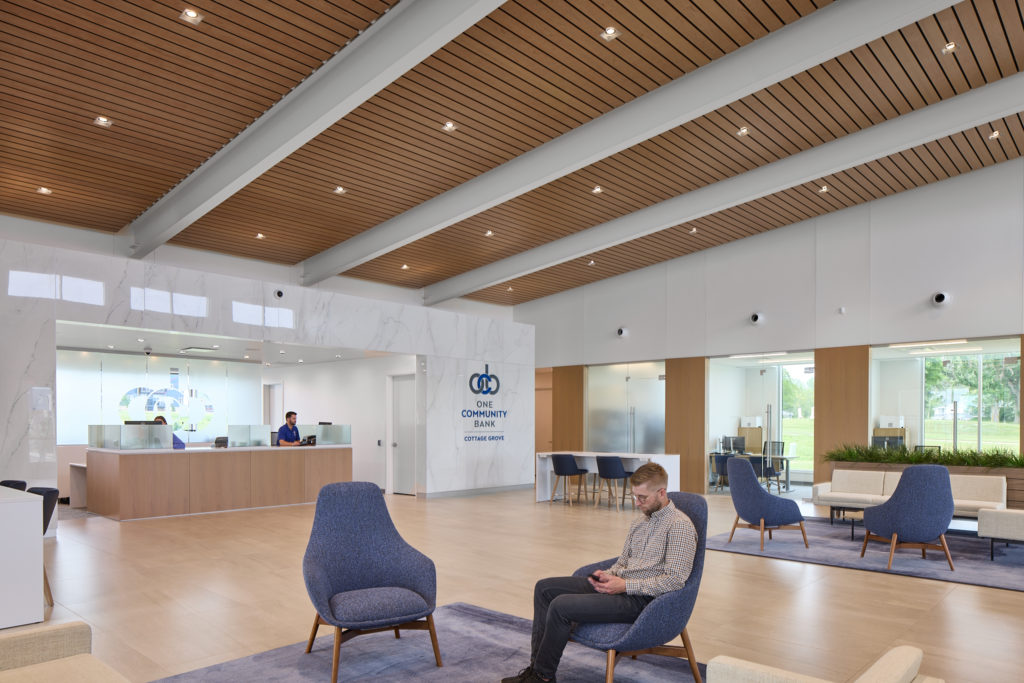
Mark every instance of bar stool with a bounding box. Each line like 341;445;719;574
550;454;589;506
594;457;633;511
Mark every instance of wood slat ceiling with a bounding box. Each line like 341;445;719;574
0;0;395;231
171;0;829;261
347;0;1024;291
466;112;1024;304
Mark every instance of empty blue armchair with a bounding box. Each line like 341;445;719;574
727;457;807;551
303;482;441;683
594;456;634;510
571;492;706;683
550;453;590;505
860;464;955;571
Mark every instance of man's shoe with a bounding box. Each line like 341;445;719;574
501;666;534;683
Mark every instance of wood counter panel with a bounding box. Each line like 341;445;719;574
120;452;190;519
305;447;353;502
86;449;120;519
190;450;252;513
252;449;305;507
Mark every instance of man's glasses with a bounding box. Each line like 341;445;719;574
631;488;664;504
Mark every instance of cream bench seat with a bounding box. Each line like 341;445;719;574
978;508;1024;560
0;621;128;682
812;468;1006;519
707;645;943;683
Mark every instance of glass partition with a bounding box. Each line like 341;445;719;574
228;425;273;447
87;424;171;449
586;362;665;453
316;424;351;445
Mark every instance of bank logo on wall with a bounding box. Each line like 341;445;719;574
469;364;500;395
462;363;507;443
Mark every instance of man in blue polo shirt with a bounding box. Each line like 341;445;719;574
277;411;300;446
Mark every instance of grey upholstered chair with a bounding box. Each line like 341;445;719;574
303;482;441;683
571;492;706;683
727;458;807;551
861;464;955;571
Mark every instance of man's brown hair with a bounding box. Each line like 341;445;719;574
630;462;668;489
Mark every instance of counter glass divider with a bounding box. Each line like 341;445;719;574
87;424;171;449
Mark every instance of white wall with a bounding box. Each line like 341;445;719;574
517;158;1024;366
261;355;416;486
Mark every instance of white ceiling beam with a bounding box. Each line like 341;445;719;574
124;0;505;259
422;72;1024;305
300;0;957;285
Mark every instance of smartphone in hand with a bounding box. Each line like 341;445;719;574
588;572;602;581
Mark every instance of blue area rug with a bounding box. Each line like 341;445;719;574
708;517;1024;591
156;602;705;682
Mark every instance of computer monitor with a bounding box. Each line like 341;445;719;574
871;436;904;449
318;421;332;425
124;420;160;425
723;436;745;453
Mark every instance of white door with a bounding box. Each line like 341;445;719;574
391;374;416;495
263;383;282;428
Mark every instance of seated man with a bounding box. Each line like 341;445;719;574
502;462;697;683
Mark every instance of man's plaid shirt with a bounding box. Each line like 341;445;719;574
606;499;697;596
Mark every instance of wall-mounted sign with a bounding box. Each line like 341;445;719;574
462;363;507;442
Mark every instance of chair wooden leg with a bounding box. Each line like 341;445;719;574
605;649;617;683
939;534;955;571
564;476;572;507
887;533;898;570
922;547;927;558
612;479;620;511
681;627;702;683
427;613;443;666
550;475;560;504
594;477;602;507
331;626;341;683
42;567;53;607
799;520;808;548
394;628;400;638
759;518;765;552
305;612;321;653
860;531;871;557
728;515;740;543
768;528;773;540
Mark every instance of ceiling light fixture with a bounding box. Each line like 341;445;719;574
818;185;829;193
180;8;203;24
107;344;115;349
689;227;698;235
279;349;286;354
506;286;514;292
736;126;749;137
335;354;342;359
587;259;595;266
600;26;621;41
255;233;265;239
333;186;347;195
243;355;250;359
94;116;113;128
728;352;786;359
178;349;186;354
591;185;603;194
941;41;956;55
212;345;220;349
441;121;457;132
401;264;409;270
137;338;145;343
888;339;968;349
989;130;1000;140
36;187;52;195
909;346;983;356
485;229;493;237
298;359;304;363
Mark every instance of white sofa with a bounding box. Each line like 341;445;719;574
0;621;128;682
707;645;943;683
812;468;1006;518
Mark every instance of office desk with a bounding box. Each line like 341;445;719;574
0;487;43;628
535;452;680;502
708;452;798;492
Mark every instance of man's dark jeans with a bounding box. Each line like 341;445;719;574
530;576;653;678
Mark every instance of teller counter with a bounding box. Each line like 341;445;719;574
86;445;352;520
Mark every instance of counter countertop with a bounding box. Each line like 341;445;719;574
86;444;351;455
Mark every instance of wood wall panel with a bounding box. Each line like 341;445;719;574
665;357;708;494
551;366;585;451
85;449;119;519
119;451;190;520
814;345;870;483
304;447;354;502
189;450;252;513
251;449;305;507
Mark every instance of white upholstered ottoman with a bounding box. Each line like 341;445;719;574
977;509;1024;561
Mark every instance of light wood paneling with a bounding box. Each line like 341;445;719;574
304;447;354;502
814;345;870;483
189;450;252;513
551;365;585;451
119;451;190;520
251;449;305;507
665;357;709;494
84;449;119;519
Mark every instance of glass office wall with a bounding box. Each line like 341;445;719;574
586;361;665;453
780;362;815;472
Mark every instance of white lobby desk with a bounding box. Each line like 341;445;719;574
535;452;680;502
0;486;43;628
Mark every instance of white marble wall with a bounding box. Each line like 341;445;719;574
0;239;535;493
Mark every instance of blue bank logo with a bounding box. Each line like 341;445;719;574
469;364;500;395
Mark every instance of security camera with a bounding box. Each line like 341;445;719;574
931;291;949;307
616;327;629;338
274;289;284;299
749;312;764;325
143;346;152;356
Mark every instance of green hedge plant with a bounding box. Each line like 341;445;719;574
825;444;1024;468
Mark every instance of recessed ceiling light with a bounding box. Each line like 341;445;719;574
401;264;409;270
278;349;286;354
591;185;603;194
600;26;621;41
36;187;52;195
689;227;698;235
888;339;968;349
212;344;219;349
506;286;514;292
137;338;145;343
441;121;457;132
989;130;1000;140
485;229;493;237
909;346;983;356
298;359;304;363
243;354;250;359
178;349;186;354
94;116;113;128
255;233;265;239
587;259;595;266
736;126;749;137
335;354;342;358
729;352;786;359
106;344;114;349
180;8;203;25
818;185;829;193
941;41;956;55
264;362;271;366
333;186;347;195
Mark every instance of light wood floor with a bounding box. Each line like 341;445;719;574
32;490;1024;682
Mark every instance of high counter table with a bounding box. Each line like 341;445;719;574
535;452;680;503
86;444;352;520
0;486;43;628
